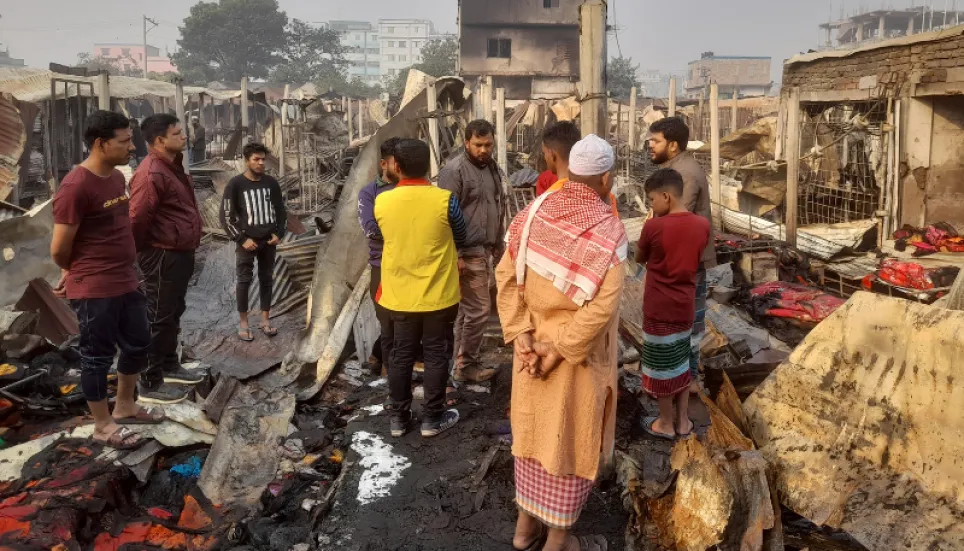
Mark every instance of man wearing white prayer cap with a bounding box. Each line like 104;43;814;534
496;132;627;551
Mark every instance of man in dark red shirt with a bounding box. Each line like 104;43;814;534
129;114;204;404
51;110;164;449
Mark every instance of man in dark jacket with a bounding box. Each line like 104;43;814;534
438;119;506;383
220;142;287;341
129;114;204;404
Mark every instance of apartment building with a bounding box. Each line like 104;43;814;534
379;19;445;78
327;21;381;86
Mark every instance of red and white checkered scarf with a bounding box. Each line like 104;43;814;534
507;181;628;306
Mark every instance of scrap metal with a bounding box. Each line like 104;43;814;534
14;278;78;344
0;94;26;201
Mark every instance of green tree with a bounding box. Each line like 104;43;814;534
385;37;458;99
172;0;287;83
607;56;640;100
270;19;345;85
75;52;143;78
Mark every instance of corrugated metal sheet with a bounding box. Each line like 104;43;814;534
0;95;25;201
0;200;26;222
14;278;79;344
721;207;875;260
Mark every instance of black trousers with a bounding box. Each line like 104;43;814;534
387;305;458;422
236;242;277;313
138;247;195;389
370;266;393;366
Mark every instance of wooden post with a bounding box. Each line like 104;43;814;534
579;0;607;137
427;82;440;178
347;98;354;144
668;77;677;117
358;99;365;137
698;90;706;140
483;76;493;122
97;73;110;111
198;93;206;128
342;96;347;121
160;97;168;114
628;87;637;177
496;88;507;178
279;84;289;179
240;76;249;138
174;80;189;172
731;87;739;136
785;87;801;247
710;83;721;228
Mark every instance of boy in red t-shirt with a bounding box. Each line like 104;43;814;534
635;168;710;440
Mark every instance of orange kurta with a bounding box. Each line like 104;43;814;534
495;253;623;481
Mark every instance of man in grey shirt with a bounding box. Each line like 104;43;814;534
438;119;506;383
648;117;716;394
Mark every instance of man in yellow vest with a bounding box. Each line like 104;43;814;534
374;139;469;438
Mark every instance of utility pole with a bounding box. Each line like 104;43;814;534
143;15;159;79
627;87;637;178
495;88;507;179
710;83;721;228
579;0;607;137
668;77;677;117
241;76;249;139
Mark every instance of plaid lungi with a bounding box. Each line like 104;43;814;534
690;265;708;378
515;457;594;529
641;318;693;398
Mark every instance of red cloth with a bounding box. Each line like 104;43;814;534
514;457;593;529
637;213;711;325
750;282;844;323
129;152;203;252
535;170;556;196
507;181;627;305
52;166;139;300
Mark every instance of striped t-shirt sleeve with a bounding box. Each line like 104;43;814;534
447;194;468;249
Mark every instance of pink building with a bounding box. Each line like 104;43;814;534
92;43;177;74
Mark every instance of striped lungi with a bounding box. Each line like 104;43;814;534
515;457;594;529
641;318;693;398
690;266;708;378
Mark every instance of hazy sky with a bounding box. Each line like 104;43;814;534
0;0;933;82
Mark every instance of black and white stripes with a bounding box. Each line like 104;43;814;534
242;187;276;226
219;174;287;243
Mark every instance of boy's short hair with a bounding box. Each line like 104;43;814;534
84;110;131;149
650;117;690;152
380;137;402;160
541;121;581;160
392;139;430;179
242;142;269;159
644;168;685;197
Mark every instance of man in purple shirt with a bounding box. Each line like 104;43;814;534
358;138;402;373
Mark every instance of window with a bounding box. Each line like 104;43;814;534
487;38;511;59
399;55;407;62
121;48;131;57
355;33;361;40
100;48;111;56
386;54;396;61
398;40;406;47
387;41;395;47
387;26;394;34
544;0;560;7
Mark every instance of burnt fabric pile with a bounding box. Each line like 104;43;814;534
862;259;959;291
746;282;845;324
0;439;222;550
894;223;964;256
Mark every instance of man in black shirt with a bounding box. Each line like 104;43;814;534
220;142;287;340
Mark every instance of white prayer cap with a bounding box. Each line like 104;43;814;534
568;134;615;176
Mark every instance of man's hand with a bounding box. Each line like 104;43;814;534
242;238;258;251
53;270;68;298
267;234;281;246
532;342;564;379
514;333;539;375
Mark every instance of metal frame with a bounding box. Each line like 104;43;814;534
48;77;95;189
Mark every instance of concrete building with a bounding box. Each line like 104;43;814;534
378;19;445;79
458;0;581;100
638;70;684;99
0;44;25;68
91;43;176;74
783;24;964;232
685;52;772;99
327;21;381;86
819;8;964;51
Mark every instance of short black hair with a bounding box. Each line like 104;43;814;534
465;119;495;141
380;137;402;160
243;142;269;159
392;139;430;179
84;110;131;149
141;114;179;147
541;121;581;160
644;168;685;197
650;117;690;152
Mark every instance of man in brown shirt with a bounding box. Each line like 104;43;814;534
648;117;716;393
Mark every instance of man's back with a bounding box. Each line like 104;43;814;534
640;212;710;325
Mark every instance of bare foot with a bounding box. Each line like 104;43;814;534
677;418;695;437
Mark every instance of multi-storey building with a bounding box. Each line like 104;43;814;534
327;20;381;86
91;43;176;74
378;19;447;79
684;53;772;99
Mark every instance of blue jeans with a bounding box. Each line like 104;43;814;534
70;291;150;402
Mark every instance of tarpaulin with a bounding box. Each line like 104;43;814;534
748;282;845;323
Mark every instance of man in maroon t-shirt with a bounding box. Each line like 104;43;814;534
51;110;164;450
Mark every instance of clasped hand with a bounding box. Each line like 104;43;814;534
514;333;563;379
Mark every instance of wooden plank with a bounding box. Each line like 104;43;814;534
784;87;801;247
202;375;240;424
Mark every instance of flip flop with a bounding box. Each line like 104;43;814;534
641;416;677;441
260;323;278;338
114;406;166;425
514;524;548;551
676;418;695;438
238;326;254;342
93;426;146;450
